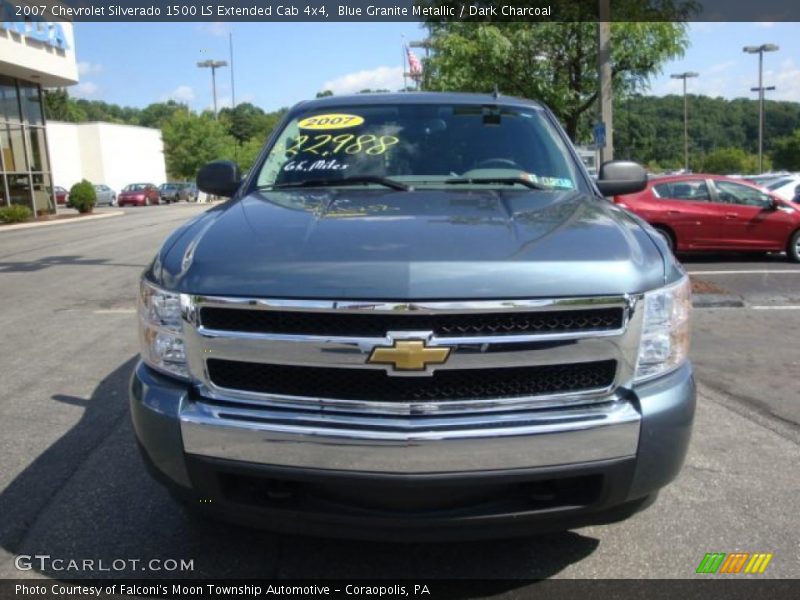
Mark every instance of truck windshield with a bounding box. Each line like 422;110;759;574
255;104;585;192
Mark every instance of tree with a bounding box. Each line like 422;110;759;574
697;147;767;175
138;101;189;129
43;88;87;122
423;20;689;140
315;90;334;98
771;129;800;170
161;112;236;179
238;137;266;173
218;102;277;143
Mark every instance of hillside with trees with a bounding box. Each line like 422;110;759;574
43;89;800;180
613;94;800;172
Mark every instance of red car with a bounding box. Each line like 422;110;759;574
613;174;800;262
54;186;69;206
117;183;161;207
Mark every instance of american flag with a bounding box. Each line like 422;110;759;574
406;46;423;80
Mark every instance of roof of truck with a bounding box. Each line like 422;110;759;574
294;92;545;112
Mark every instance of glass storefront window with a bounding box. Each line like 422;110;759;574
0;76;21;123
27;127;49;172
19;82;44;125
0;125;28;172
7;173;32;207
1;76;52;214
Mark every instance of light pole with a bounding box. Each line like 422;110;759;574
743;44;779;173
197;59;228;119
671;72;699;172
751;85;775;169
596;0;613;163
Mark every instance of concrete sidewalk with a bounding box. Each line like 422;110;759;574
0;211;124;233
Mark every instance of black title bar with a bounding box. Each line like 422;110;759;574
2;0;800;22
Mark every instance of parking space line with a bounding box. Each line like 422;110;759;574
94;309;137;314
750;305;800;310
687;270;800;275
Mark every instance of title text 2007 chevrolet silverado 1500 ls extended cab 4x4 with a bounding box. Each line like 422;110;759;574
130;93;695;540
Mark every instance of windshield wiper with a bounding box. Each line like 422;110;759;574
267;176;411;192
444;177;548;190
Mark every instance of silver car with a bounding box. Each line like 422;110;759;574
93;184;117;206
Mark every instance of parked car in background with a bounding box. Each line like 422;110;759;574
792;185;800;205
179;182;198;202
745;173;790;188
765;175;800;202
159;182;184;203
93;184;117;206
54;186;69;206
118;183;160;207
613;174;800;262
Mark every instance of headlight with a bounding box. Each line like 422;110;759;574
138;279;188;380
635;275;691;382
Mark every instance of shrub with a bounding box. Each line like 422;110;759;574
0;204;33;224
68;179;97;213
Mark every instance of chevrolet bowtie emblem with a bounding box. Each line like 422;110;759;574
367;340;451;372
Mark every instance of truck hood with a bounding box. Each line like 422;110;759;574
156;189;667;299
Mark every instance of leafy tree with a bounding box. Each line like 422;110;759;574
771;129;800;170
238;137;266;173
696;147;767;175
218;102;278;143
423;20;689;139
43;88;87;122
315;90;334;98
161;112;236;179
138;101;189;128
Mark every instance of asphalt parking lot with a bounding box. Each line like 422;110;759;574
0;203;798;583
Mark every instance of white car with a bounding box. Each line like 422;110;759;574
765;175;800;201
93;184;117;206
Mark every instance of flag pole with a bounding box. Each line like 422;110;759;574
401;35;408;91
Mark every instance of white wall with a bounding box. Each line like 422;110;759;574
47;122;167;194
46;121;83;191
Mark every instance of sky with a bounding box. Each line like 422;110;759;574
70;21;800;113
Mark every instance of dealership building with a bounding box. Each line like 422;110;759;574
1;17;166;214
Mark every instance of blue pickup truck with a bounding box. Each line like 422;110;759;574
130;92;695;540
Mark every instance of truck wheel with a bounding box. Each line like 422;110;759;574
788;230;800;263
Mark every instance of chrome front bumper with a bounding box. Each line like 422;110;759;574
179;397;641;473
131;359;695;539
171;293;645;474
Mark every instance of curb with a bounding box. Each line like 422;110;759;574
0;211;124;232
692;293;746;309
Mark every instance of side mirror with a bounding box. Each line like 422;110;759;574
596;160;647;197
197;160;241;197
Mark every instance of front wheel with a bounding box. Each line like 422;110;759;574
788;230;800;263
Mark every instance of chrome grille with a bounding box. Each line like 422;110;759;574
181;295;644;416
199;306;624;337
206;359;618;403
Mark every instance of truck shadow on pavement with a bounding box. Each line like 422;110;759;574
0;357;599;586
0;255;146;273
